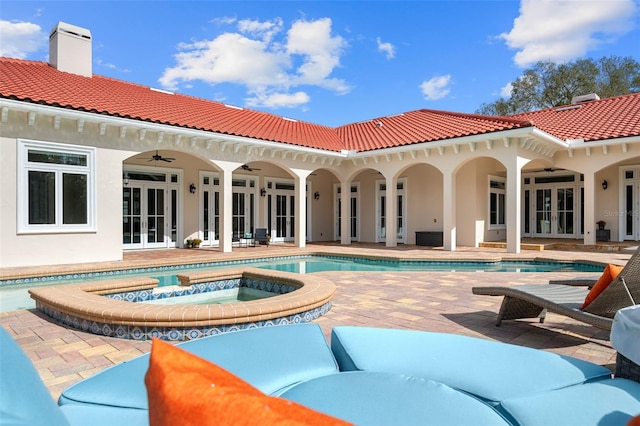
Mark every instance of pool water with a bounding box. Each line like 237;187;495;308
257;257;602;274
0;255;602;312
142;288;276;305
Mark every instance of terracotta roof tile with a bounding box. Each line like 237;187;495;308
1;57;639;153
510;93;640;142
0;58;344;152
336;109;533;152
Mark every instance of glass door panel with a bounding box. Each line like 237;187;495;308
276;194;287;238
146;187;166;247
556;188;574;236
535;188;552;235
123;187;142;247
623;168;640;240
232;192;246;239
379;194;386;241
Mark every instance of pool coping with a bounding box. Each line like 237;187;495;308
0;251;608;287
28;267;336;340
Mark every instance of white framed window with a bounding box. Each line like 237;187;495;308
489;176;506;229
18;140;96;233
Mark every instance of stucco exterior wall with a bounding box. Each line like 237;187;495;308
405;164;443;245
1;134;126;267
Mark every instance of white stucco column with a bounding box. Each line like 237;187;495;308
218;164;235;253
583;172;596;245
340;180;351;245
385;175;397;247
505;158;524;254
442;170;456;251
292;169;311;248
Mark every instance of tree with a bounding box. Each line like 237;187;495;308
476;56;640;116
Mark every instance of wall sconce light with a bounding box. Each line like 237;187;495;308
602;180;608;190
123;173;129;186
260;188;266;197
314;191;320;200
189;183;196;194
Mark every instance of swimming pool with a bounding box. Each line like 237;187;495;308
0;255;603;312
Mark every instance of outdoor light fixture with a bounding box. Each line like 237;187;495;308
260;188;266;197
123;173;129;186
314;191;320;200
602;180;608;190
189;183;196;194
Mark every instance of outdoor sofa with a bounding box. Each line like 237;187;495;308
2;323;640;425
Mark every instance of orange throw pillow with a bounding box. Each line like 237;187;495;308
145;338;352;426
581;264;624;309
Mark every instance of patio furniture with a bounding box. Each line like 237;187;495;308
472;248;640;330
4;324;640;425
611;305;640;382
254;228;269;245
239;232;255;247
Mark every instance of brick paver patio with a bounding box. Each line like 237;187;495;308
1;243;634;399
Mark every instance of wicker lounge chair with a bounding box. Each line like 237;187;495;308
472;248;640;330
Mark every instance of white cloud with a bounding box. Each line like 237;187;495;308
0;20;45;58
376;37;395;59
500;0;637;67
419;75;452;100
159;17;349;109
245;90;310;108
238;17;283;43
500;82;513;98
286;18;349;93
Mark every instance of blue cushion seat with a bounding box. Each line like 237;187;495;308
0;328;70;426
59;323;338;410
330;326;612;404
280;371;509;425
500;378;640;426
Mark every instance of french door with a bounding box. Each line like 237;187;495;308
266;181;295;242
622;167;640;240
200;174;257;246
201;175;220;246
335;184;359;241
123;184;176;249
533;186;575;237
376;179;406;243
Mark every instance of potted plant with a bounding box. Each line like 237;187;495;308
185;239;194;248
192;238;202;248
597;220;606;230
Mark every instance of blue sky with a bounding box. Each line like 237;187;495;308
1;1;639;127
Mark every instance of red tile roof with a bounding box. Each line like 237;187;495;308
336;110;534;152
1;57;638;153
0;58;344;152
510;93;640;142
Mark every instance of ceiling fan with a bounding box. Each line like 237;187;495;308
140;150;175;163
241;164;261;172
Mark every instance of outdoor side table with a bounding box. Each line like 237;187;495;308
611;305;640;382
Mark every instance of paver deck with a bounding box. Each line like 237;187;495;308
1;242;635;399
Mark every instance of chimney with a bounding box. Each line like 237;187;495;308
49;22;92;77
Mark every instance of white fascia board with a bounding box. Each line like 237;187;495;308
566;135;640;149
347;127;567;159
0;98;345;158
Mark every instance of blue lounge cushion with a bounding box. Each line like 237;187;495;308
59;323;338;410
500;378;640;426
59;405;149;426
330;326;611;404
0;327;70;426
280;371;509;425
